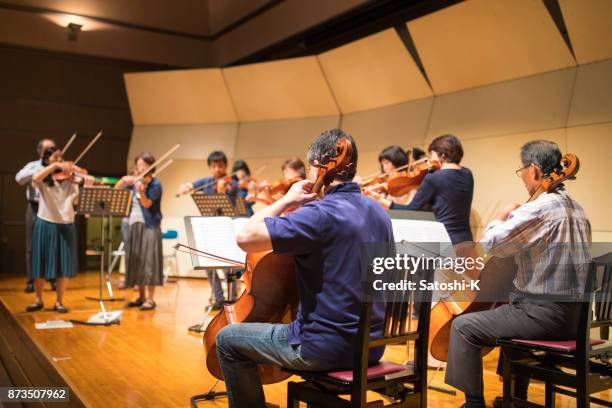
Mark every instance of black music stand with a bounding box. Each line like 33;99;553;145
191;192;247;217
74;187;132;326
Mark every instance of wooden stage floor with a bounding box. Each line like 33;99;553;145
0;272;609;407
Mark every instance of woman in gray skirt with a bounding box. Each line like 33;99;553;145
116;152;163;311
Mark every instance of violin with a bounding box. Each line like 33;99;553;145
428;154;580;362
386;158;441;197
203;138;354;383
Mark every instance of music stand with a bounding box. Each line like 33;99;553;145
75;187;132;325
191;192;247;217
188;193;246;333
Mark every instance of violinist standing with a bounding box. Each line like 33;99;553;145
176;150;237;310
445;140;591;408
15;138;57;293
232;160;255;216
116;153;163;311
26;147;83;313
385;135;474;245
216;129;394;408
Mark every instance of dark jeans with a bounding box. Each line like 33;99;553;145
207;269;238;303
216;323;335;408
445;296;580;396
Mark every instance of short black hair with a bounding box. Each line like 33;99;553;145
410;147;426;161
307;129;358;181
37;138;55;153
231;160;251;177
42;146;60;186
378;146;408;170
520;140;562;176
428;134;464;164
207;151;227;166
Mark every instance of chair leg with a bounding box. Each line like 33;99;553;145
287;382;299;408
545;382;555;408
576;383;589;408
502;349;512;408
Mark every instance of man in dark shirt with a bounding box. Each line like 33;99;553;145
216;129;394;408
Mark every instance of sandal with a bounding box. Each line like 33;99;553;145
139;300;156;311
53;303;69;314
25;302;44;312
127;298;145;308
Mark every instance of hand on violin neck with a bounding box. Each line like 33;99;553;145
495;203;521;221
281;179;316;207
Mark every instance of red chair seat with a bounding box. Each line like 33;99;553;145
510;338;606;352
327;361;406;382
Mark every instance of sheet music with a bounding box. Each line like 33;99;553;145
391;218;455;258
189;217;247;268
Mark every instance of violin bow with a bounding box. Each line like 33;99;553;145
174;243;244;267
134;144;181;182
73;130;103;166
61;132;77;155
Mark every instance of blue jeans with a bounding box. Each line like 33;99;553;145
216;323;335;408
207;269;238;303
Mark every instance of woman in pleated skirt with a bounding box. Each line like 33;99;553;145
115;152;163;311
27;147;80;313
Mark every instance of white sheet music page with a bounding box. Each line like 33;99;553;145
390;219;455;258
190;217;247;268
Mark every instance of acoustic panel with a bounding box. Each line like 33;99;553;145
566;122;612;232
408;0;576;94
426;67;576;142
128;124;238;164
559;0;612;64
222;56;339;121
461;129;567;228
567;59;612;127
234;116;340;158
317;28;432;113
124;69;236;125
341;97;432;153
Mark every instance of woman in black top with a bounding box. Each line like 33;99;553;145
390;135;474;244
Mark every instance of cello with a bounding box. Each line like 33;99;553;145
202;138;355;383
428;154;580;361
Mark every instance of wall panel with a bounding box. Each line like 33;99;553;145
318;29;431;113
567;59;612;127
222;57;339;121
234;116;340;159
341;98;432;153
426;68;576;142
558;0;612;64
128;124;238;164
566;122;612;232
408;0;576;94
124;69;236;125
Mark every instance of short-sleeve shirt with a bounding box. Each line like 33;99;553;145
34;179;78;224
129;178;163;228
264;182;394;367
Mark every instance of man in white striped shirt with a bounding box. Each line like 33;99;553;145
445;140;592;408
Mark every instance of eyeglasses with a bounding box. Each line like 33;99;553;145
515;164;531;177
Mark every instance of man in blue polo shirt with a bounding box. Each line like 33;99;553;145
215;129;394;408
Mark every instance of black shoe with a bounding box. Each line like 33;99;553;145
127;298;145;308
53;303;69;313
25;302;44;312
139;300;156;311
25;283;34;293
210;300;224;311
